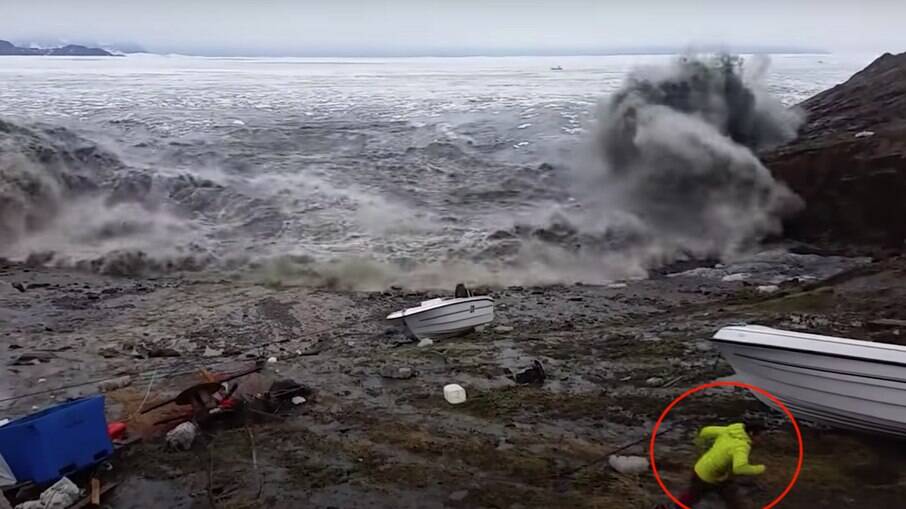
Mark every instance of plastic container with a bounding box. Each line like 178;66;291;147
0;395;113;485
443;384;467;405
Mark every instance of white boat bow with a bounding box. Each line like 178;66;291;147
711;325;906;437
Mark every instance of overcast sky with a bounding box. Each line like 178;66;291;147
1;0;903;56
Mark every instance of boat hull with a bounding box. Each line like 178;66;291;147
711;325;906;437
387;297;494;339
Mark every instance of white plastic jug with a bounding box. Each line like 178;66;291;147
443;384;467;405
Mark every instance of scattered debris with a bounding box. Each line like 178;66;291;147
444;384;467;405
494;326;514;333
607;282;628;289
166;422;197;450
854;130;875;138
291;396;306;405
645;377;664;387
756;285;780;294
70;481;117;509
15;476;80;509
380;365;416;380
417;338;434;348
511;360;546;385
98;376;132;393
721;273;750;282
608;455;649;475
267;356;278;364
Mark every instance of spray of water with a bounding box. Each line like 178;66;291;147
564;54;803;262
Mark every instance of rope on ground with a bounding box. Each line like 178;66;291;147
126;369;157;422
552;418;690;479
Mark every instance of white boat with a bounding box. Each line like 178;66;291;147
711;325;906;436
386;293;494;340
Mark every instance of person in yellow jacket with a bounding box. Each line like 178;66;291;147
669;422;767;508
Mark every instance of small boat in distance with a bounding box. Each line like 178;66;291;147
386;284;494;340
711;325;906;437
550;65;564;71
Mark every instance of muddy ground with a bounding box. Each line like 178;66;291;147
2;252;906;508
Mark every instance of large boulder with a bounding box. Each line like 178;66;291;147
764;52;906;250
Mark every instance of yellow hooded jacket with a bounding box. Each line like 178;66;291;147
693;423;766;484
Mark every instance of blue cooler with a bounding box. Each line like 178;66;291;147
0;395;113;485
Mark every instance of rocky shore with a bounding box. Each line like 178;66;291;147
2;250;905;508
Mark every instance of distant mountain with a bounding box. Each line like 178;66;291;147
0;40;114;56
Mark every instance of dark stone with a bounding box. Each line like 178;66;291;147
9;351;55;365
148;348;181;358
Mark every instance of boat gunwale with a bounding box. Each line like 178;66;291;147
385;296;494;320
712;325;906;367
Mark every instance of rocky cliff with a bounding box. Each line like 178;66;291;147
0;40;113;56
765;52;906;250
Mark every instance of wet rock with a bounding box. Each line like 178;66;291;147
757;285;780;294
417;338;434;347
449;490;469;502
9;351;55;365
148;347;181;358
166;422;197;450
487;229;517;240
608;455;649;475
868;318;906;330
202;346;223;357
98;344;119;358
380;365;415;380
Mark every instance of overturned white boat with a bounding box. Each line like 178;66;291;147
712;325;906;437
386;286;494;340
